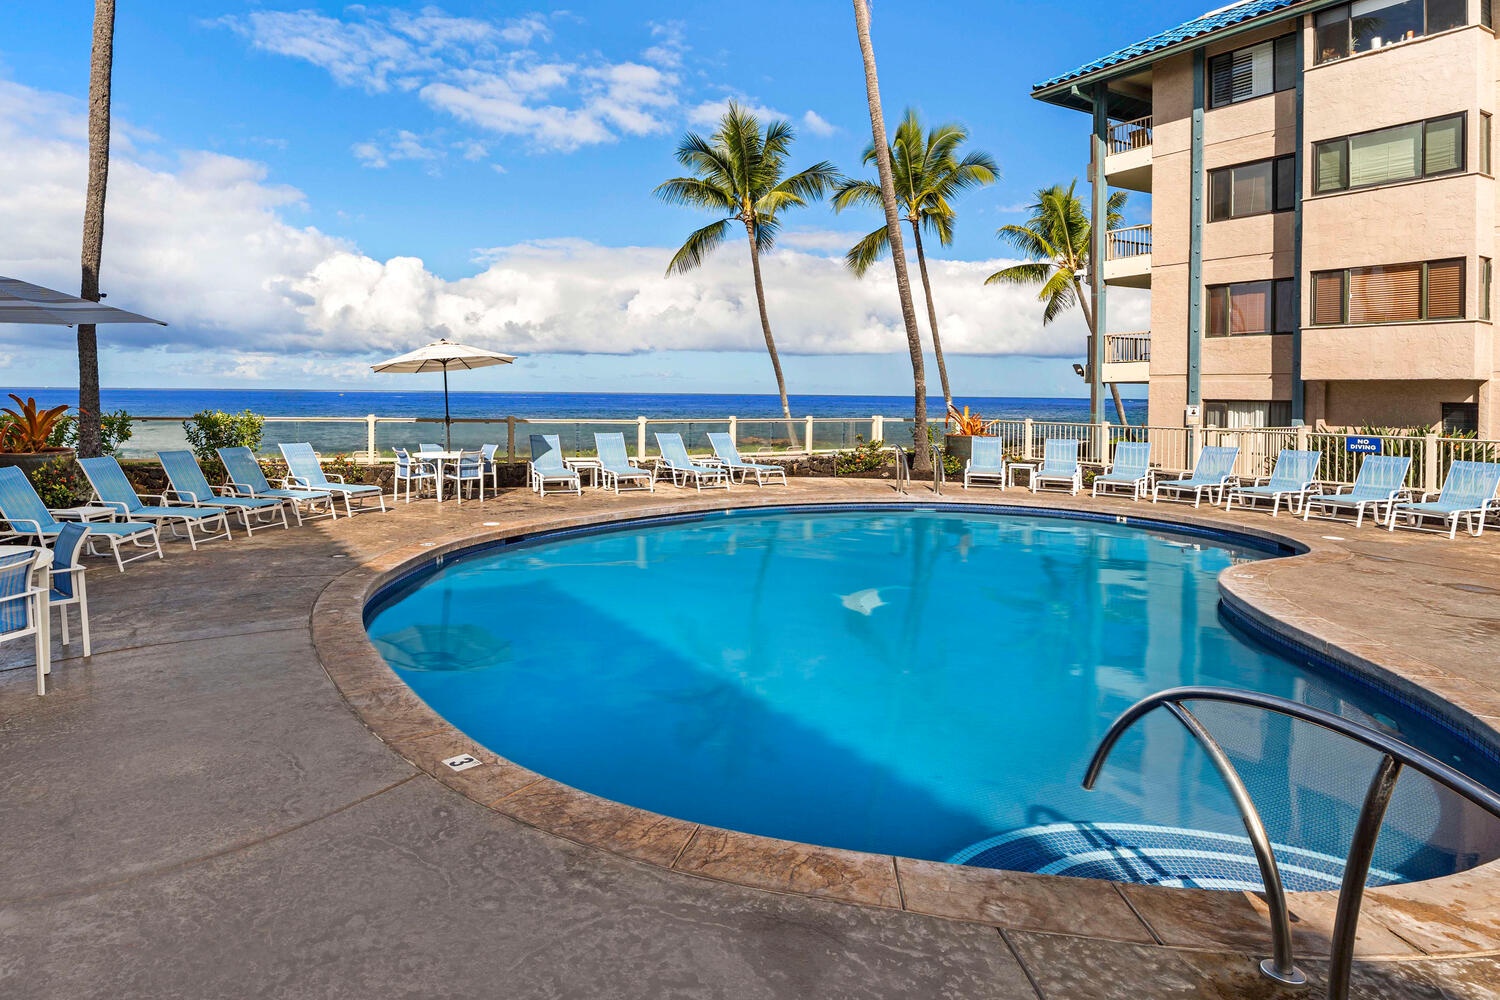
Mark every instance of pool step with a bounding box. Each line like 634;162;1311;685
947;822;1401;892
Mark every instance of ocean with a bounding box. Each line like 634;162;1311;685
9;387;1148;423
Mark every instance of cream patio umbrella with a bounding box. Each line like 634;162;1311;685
371;338;516;450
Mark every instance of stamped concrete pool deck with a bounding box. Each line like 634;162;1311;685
3;478;1500;999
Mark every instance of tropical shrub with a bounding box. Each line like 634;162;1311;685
0;394;70;453
52;409;134;456
946;405;986;436
27;458;89;508
836;437;889;475
183;410;264;465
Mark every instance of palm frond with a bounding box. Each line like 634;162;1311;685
1038;269;1078;324
994;222;1055;262
754;215;781;255
831;178;884;213
844;226;890;277
665;218;732;276
984;260;1052;287
654;176;736;211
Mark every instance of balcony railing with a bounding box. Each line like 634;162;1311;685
1107;115;1153;154
1106;224;1151;261
1104;332;1150;363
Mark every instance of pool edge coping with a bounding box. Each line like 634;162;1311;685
311;491;1500;961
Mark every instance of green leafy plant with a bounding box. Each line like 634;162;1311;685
939;449;964;477
52;409;133;456
836;437;889;475
183;410;264;465
0;394;71;453
27;458;88;508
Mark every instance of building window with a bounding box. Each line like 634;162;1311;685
1204;401;1294;428
1315;0;1469;64
1206;278;1296;336
1482;113;1493;174
1482;257;1493;320
1441;402;1479;434
1313;113;1466;193
1208;35;1297;108
1485;0;1495;30
1208;156;1296;220
1310;258;1466;324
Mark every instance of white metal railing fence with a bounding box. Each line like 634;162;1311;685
1107;115;1153;155
1106;224;1152;261
1104;332;1151;363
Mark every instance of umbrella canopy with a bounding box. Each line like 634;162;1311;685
371;338;516;449
0;276;166;326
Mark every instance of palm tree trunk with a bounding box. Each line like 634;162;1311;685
908;223;952;412
853;0;930;473
78;0;115;459
745;224;800;449
1071;275;1128;425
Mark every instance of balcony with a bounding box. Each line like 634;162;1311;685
1104;116;1152;192
1102;224;1151;288
1101;332;1149;385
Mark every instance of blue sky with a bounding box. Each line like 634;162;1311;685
0;2;1201;397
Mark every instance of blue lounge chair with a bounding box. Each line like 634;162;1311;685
0;548;48;695
1302;455;1412;528
1153;446;1240;508
1031;438;1082;495
158;450;290;535
0;466;161;571
1225;449;1322;517
654;433;730;491
48;521;92;659
528;434;583;497
594;433;653;493
962;437;1006;490
708;432;787;486
218;446;336;523
1092;441;1152;500
80;456;234;549
279;443;387;516
1388;460;1500;539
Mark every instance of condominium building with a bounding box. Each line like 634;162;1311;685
1033;0;1499;436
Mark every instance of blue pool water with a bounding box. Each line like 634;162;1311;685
365;507;1500;886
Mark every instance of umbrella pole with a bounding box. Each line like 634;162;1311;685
443;367;452;451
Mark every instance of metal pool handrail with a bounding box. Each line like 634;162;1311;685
931;444;945;496
1083;686;1500;999
890;446;910;495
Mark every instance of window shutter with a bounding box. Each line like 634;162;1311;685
1312;271;1345;324
1425;259;1464;319
1315;141;1347;193
1209;56;1235;107
1349;123;1422;187
1349;264;1421;323
1424;116;1463;175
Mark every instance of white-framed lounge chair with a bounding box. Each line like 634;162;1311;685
279;443;387;516
0;548;49;695
1302;455;1411;528
707;432;787;486
1031;438;1083;495
1153;446;1240;508
1388;460;1500;539
1092;441;1152;500
962;437;1006;490
528;434;583;497
480;444;502;493
594;432;653;494
218;446;336;524
654;433;730;491
392;447;438;503
444;449;487;503
0;466;161;572
79;456;234;550
1225;449;1322;517
158;450;290;535
48;521;92;659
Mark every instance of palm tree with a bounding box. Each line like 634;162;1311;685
832;110;997;411
985;181;1130;424
77;0;116;458
654;103;838;441
852;0;932;473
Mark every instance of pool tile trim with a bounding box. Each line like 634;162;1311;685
311;489;1500;959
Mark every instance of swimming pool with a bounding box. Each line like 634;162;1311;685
365;506;1500;888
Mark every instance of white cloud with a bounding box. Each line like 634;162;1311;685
218;7;678;151
0;78;1145;373
643;21;687;68
686;96;784;127
801;110;837;137
352;129;446;169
